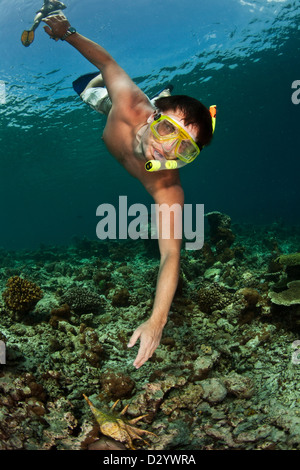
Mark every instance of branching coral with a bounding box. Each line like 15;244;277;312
2;276;43;314
198;283;233;313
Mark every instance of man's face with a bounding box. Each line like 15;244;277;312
142;110;199;162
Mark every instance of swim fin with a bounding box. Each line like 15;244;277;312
72;72;101;96
21;30;35;47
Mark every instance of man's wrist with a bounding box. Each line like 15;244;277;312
61;26;76;41
149;312;167;328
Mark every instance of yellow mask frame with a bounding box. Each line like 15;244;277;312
145;104;217;172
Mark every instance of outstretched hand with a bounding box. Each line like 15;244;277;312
42;14;70;40
127;318;164;369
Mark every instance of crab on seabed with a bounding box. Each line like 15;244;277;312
83;394;157;450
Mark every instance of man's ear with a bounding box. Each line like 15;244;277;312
147;110;161;124
147;113;156;124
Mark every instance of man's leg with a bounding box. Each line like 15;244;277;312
80;73;112;115
81;73;105;92
80;75;173;116
150;85;173;107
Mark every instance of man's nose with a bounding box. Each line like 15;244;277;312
162;139;177;152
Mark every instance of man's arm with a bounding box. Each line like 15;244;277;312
127;184;184;368
43;15;146;109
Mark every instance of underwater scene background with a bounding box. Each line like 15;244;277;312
0;0;300;451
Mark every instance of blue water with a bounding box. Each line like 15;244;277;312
0;0;299;249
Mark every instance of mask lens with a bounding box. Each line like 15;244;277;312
177;140;198;159
154;119;178;138
151;115;200;163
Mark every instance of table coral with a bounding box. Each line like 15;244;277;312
269;280;300;307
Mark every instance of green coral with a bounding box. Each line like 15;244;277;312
2;276;43;314
275;253;300;267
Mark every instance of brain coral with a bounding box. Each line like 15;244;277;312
60;286;102;314
2;276;43;314
198;283;233;313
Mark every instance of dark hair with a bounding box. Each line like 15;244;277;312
154;95;213;149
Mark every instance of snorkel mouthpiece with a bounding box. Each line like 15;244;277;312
145;160;162;172
145;159;187;172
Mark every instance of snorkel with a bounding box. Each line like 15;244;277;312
145;155;188;172
145;105;217;172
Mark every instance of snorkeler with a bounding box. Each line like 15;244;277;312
21;0;66;47
42;14;216;369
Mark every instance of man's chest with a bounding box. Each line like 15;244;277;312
102;123;144;178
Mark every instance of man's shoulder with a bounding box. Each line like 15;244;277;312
112;93;153;126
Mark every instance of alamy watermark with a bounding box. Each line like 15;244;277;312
291;80;300;105
291;340;300;365
0;340;6;365
0;80;6;105
96;196;204;250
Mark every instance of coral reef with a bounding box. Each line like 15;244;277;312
100;369;135;399
0;216;300;450
206;211;235;261
60;286;102;314
276;252;300;267
2;276;43;315
275;252;300;282
198;283;233;313
111;288;130;307
269;280;300;307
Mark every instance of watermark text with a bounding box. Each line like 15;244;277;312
0;340;6;364
291;340;300;365
291;80;300;105
0;81;6;105
96;196;204;250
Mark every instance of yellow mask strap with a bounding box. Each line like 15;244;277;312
209;105;217;133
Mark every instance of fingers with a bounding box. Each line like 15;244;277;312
43;25;59;41
42;14;68;27
128;328;150;369
43;25;53;37
133;349;147;369
42;15;70;39
127;329;140;348
127;321;163;368
133;339;155;369
42;14;65;23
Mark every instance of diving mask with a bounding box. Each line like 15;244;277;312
145;105;217;172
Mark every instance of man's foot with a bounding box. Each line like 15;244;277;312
150;84;174;106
